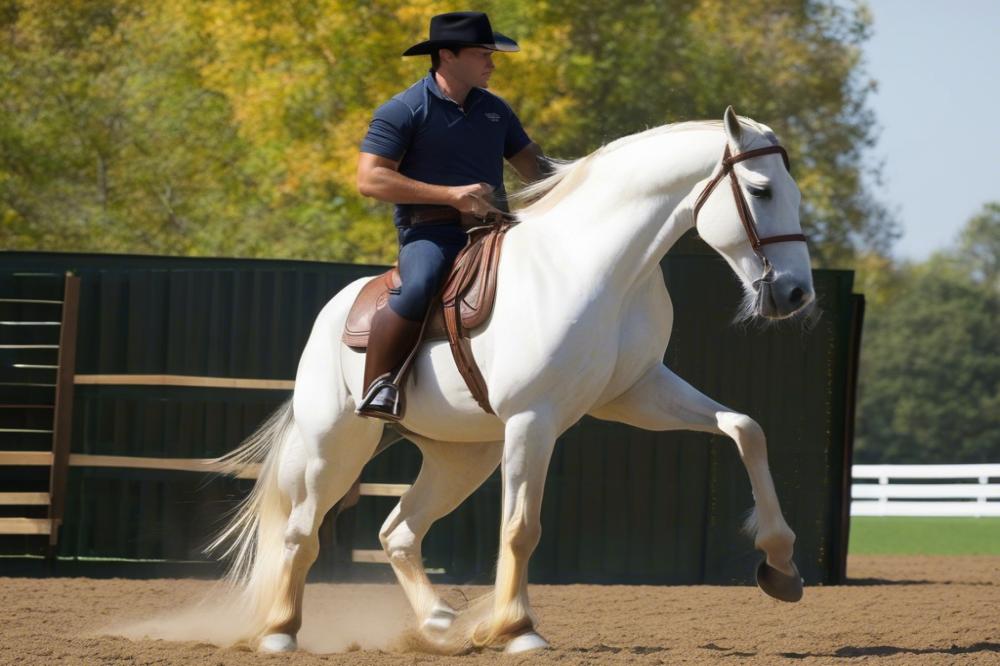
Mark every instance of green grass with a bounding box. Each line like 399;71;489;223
849;517;1000;555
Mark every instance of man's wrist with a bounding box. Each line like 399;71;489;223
439;185;460;209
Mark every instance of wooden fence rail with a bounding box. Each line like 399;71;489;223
851;464;1000;517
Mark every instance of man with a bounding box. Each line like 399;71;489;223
355;11;547;420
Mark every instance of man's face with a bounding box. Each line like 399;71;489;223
443;47;496;88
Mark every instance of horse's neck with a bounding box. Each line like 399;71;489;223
516;128;725;295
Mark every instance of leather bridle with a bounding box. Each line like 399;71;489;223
693;144;807;286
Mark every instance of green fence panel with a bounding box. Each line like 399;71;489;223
0;245;858;585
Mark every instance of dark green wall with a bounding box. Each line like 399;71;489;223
0;243;860;584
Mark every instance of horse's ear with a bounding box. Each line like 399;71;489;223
723;105;743;151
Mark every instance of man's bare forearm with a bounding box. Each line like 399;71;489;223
507;142;552;184
359;166;456;206
357;152;501;216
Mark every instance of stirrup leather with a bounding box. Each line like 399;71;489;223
356;373;404;421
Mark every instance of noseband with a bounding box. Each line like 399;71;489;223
692;144;807;286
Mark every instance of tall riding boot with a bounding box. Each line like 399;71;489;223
356;304;423;421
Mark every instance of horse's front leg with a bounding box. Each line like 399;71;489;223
474;409;557;652
591;363;802;601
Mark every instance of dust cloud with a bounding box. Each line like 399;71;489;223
108;582;417;654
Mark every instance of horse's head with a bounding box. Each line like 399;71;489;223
693;107;814;320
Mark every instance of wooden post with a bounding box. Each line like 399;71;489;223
837;293;865;583
47;273;80;553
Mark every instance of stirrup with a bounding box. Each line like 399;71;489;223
356;375;404;421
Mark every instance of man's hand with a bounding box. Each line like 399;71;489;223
449;182;504;218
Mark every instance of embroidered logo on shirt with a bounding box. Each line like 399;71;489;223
484;112;501;122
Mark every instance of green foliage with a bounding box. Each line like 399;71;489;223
856;202;1000;463
529;0;895;267
0;1;254;255
1;0;890;265
958;202;1000;292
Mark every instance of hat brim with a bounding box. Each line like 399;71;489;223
402;32;519;56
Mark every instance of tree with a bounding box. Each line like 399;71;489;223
494;0;896;267
958;202;1000;292
855;202;1000;463
0;1;254;255
2;0;894;267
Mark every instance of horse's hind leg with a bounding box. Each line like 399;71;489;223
591;364;800;599
257;405;383;652
379;439;501;634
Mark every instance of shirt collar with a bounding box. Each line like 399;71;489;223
425;70;484;108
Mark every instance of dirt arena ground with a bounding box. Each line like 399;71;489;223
2;555;998;665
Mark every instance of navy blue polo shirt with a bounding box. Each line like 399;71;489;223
360;71;532;233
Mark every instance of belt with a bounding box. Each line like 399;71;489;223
405;207;516;228
406;207;463;227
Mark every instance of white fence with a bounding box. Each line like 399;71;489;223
851;464;1000;517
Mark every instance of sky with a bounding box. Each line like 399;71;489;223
862;0;1000;261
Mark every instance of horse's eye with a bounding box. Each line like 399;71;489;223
747;185;771;199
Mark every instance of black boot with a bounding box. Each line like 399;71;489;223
356;305;422;421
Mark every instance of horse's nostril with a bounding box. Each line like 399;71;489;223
789;287;804;305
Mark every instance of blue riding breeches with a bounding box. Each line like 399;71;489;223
388;226;466;321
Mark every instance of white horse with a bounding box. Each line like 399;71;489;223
211;107;815;654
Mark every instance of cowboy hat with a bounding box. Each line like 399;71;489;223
402;11;519;56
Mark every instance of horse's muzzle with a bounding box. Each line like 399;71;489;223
755;274;814;319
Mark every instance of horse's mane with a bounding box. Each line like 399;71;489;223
510;117;777;216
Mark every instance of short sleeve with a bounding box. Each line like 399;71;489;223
360;99;414;161
503;110;532;159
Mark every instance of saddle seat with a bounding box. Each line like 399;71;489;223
342;223;513;414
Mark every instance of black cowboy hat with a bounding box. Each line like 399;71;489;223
402;11;519;57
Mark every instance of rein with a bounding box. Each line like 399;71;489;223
465;210;519;234
693;144;807;285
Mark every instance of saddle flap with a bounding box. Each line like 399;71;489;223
459;229;505;329
342;269;400;348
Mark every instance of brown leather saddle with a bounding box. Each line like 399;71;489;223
343;223;513;414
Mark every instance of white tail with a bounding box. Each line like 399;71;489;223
206;399;297;641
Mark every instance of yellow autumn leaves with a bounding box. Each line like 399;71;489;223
0;0;889;266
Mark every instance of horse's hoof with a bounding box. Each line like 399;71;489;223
505;631;550;653
259;633;298;653
421;605;457;633
756;559;803;602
